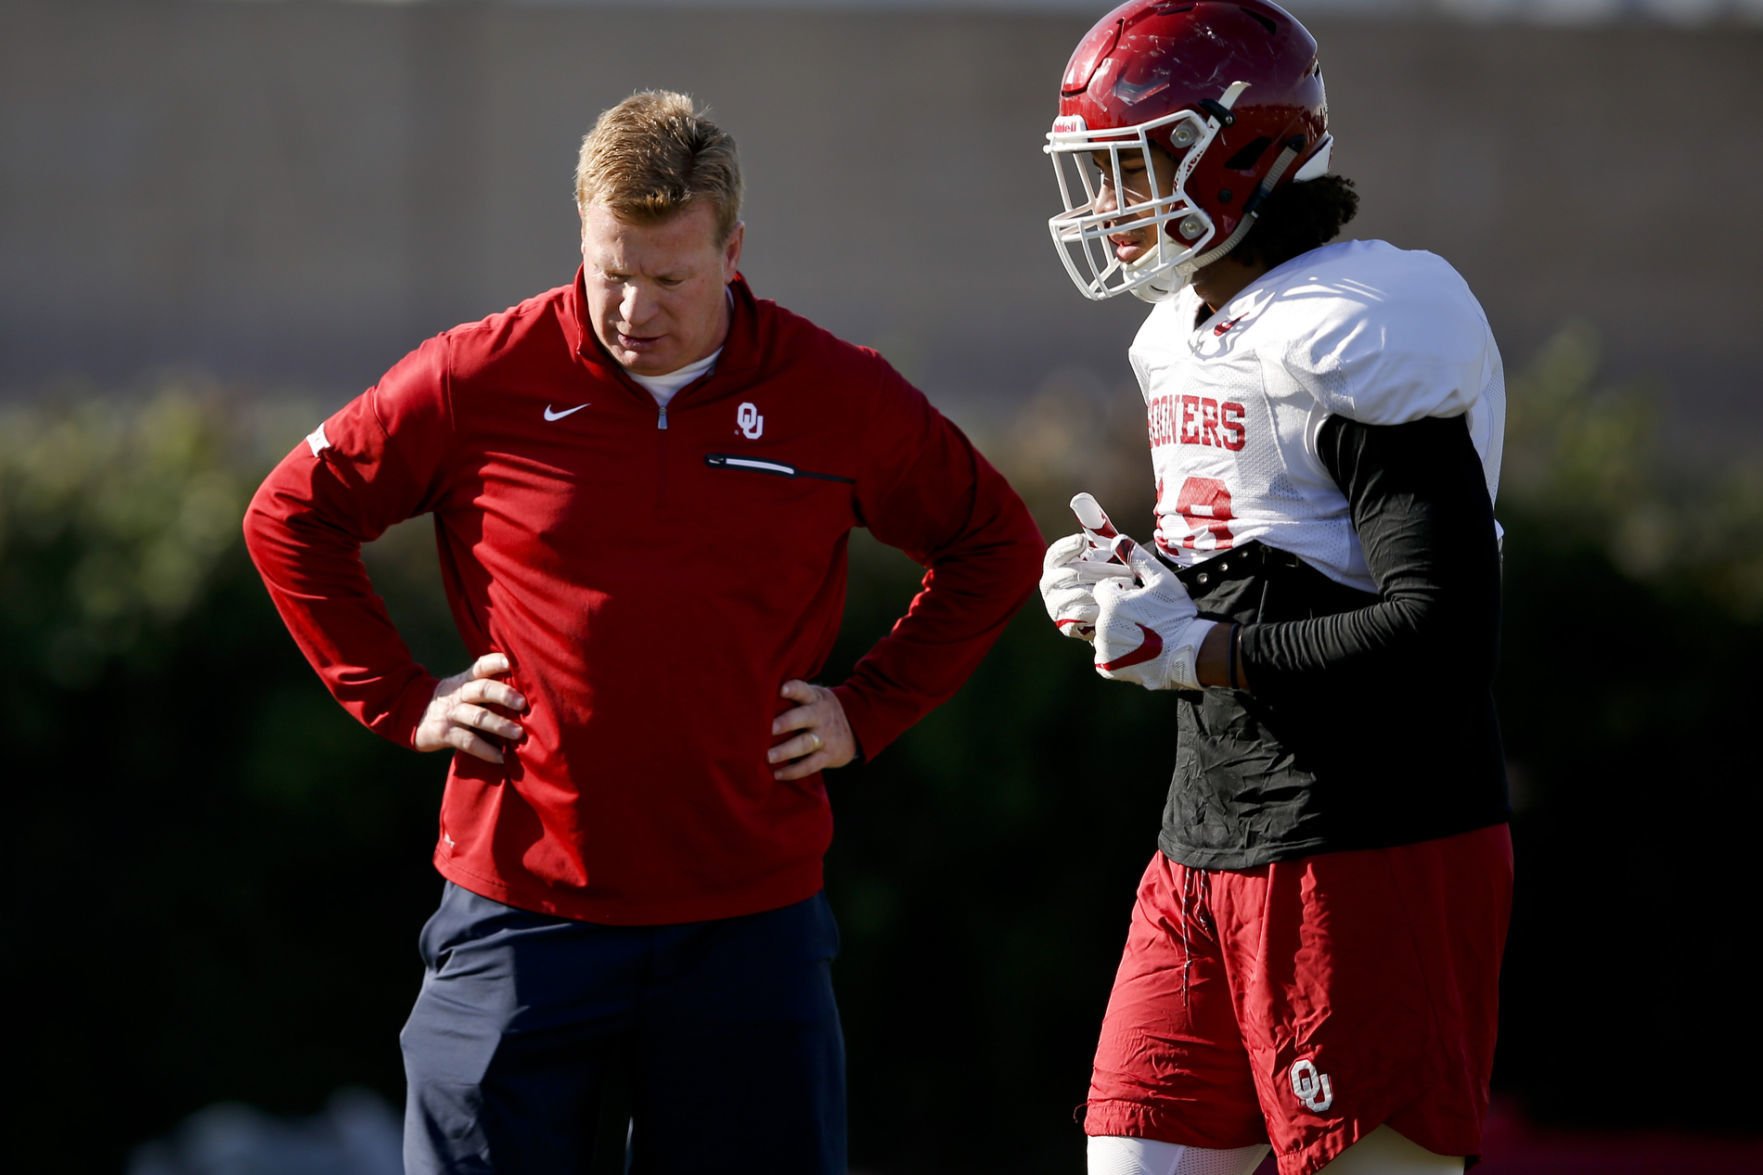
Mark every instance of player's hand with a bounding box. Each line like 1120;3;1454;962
1040;533;1134;640
769;679;856;780
1092;539;1216;691
414;652;528;764
1040;492;1135;641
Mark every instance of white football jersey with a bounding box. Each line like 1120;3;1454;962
1133;239;1504;594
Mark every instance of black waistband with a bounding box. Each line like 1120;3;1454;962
1166;541;1308;589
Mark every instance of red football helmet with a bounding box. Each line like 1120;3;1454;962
1045;0;1332;301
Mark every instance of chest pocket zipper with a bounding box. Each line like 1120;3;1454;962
705;454;854;484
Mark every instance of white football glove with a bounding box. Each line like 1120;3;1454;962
1039;493;1135;641
1040;533;1134;640
1092;538;1217;690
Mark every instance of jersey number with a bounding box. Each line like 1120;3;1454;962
1168;476;1236;551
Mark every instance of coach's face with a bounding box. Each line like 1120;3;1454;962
580;200;743;376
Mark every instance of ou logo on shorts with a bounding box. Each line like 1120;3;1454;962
1290;1058;1334;1113
737;402;764;440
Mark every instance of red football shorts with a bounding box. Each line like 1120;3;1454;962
1083;824;1513;1175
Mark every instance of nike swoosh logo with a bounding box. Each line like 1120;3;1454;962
544;403;589;421
1098;624;1163;671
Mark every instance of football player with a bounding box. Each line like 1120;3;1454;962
1036;3;1514;1174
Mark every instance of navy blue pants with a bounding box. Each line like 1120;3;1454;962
400;883;846;1174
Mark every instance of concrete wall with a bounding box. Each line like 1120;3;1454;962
5;0;1761;460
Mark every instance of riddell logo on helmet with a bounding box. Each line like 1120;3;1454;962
1051;114;1088;135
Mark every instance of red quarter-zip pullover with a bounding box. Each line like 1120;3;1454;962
243;271;1043;924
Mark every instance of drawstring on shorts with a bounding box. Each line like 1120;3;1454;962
1177;865;1212;1009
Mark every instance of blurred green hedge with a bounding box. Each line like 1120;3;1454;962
5;337;1760;1172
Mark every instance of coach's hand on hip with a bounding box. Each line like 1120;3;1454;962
414;652;528;764
770;679;856;779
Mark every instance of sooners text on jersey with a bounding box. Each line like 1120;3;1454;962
1131;239;1505;593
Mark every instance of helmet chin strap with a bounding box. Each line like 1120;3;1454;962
1143;134;1311;302
1126;82;1258;305
1128;252;1187;303
1097;89;1329;305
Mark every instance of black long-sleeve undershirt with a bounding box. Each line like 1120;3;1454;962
1242;412;1502;694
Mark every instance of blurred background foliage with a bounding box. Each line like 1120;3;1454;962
6;333;1761;1171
